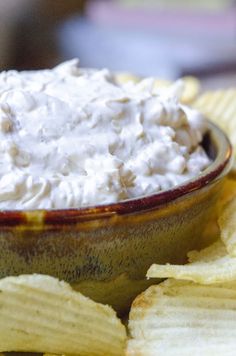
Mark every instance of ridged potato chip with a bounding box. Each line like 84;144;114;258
152;78;171;89
147;240;236;284
115;72;140;85
193;89;236;130
193;90;236;172
127;279;236;356
0;274;126;355
219;194;236;257
180;76;201;104
153;76;200;104
115;73;200;104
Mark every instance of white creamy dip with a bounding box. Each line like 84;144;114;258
0;59;210;209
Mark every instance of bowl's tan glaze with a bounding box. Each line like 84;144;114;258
0;121;232;314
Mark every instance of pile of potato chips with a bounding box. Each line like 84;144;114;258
126;80;236;355
128;180;236;355
1;76;236;355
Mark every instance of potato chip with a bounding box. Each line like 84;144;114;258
193;90;236;173
115;72;140;85
127;278;236;356
147;239;236;284
219;194;236;257
152;78;171;89
180;76;201;104
0;274;126;355
115;72;200;104
153;76;200;103
153;76;200;104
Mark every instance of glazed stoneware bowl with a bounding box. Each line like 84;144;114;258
0;120;232;314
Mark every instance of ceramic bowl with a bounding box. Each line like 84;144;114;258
0;120;232;314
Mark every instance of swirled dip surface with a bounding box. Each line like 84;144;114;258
0;59;210;209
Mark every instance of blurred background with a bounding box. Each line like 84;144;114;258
1;0;236;89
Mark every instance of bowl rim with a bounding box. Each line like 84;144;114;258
0;120;232;225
